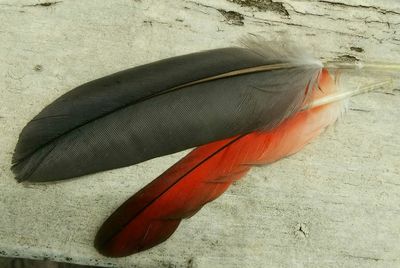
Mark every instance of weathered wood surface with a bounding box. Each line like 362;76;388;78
0;0;399;267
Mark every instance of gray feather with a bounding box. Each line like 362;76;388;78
12;45;321;182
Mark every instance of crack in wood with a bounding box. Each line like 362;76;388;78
22;1;61;8
342;254;381;262
227;0;289;17
349;108;370;112
335;54;360;62
295;223;309;238
188;0;397;45
218;9;244;26
319;0;400;16
350;47;364;53
246;15;370;40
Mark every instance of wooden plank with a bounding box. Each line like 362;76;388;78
0;0;399;267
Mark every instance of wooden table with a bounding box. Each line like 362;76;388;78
0;0;399;267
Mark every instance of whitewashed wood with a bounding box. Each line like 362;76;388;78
0;0;399;267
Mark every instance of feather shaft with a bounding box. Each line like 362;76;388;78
324;61;400;71
305;79;393;109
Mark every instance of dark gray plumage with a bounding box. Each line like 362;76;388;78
12;45;321;182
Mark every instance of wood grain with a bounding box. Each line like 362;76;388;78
0;0;399;267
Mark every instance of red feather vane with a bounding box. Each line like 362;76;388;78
95;69;343;257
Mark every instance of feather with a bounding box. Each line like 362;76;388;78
94;69;343;257
12;43;322;182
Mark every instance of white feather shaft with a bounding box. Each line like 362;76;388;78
324;62;400;71
304;79;393;110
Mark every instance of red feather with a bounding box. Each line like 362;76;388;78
95;69;342;257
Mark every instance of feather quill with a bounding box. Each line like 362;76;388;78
12;43;322;182
94;69;343;257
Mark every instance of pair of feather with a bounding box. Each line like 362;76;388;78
13;41;355;257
